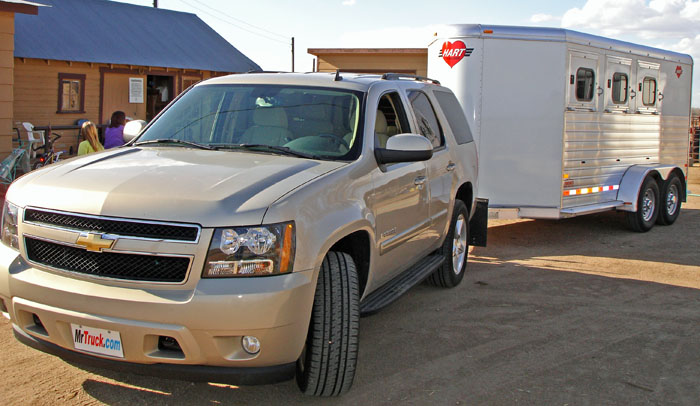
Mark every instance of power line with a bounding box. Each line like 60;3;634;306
173;0;290;46
189;0;287;39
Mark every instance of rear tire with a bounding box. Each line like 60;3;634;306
626;176;659;232
296;251;359;397
426;199;468;288
656;175;682;226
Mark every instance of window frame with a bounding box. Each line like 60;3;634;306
611;72;629;105
57;73;86;114
575;67;595;102
406;89;445;149
641;76;657;107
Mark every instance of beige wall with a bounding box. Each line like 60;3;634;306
0;11;14;155
316;53;428;77
13;59;223;155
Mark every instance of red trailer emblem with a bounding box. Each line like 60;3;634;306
676;65;683;78
439;41;473;68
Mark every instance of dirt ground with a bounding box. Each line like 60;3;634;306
1;169;700;405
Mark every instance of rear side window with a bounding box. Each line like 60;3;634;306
407;90;443;148
611;72;628;104
642;77;657;106
576;68;595;101
433;90;473;144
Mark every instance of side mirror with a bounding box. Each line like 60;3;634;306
123;120;146;143
374;134;433;165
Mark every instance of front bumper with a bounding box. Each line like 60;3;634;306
0;243;316;381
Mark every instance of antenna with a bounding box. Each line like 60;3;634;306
334;69;342;81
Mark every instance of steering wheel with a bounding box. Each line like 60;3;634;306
319;133;349;150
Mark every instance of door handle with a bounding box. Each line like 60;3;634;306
630;89;636;99
446;162;456;172
414;176;426;190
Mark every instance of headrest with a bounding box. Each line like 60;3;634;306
253;107;288;127
375;110;388;133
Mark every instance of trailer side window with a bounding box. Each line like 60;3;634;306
575;68;595;102
407;90;444;148
642;77;657;106
433;90;473;144
611;73;628;104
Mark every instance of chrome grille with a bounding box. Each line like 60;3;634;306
24;237;191;283
24;208;199;242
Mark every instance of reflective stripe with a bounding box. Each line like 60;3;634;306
563;184;619;197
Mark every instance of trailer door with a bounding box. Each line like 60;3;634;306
634;61;660;114
604;56;632;113
567;51;601;111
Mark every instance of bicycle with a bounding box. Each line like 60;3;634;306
32;129;65;170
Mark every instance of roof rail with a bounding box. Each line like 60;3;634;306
380;73;441;85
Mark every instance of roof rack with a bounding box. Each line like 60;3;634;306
380;73;441;85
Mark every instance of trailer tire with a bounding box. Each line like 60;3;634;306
296;251;359;397
626;176;659;232
656;174;682;226
426;199;468;288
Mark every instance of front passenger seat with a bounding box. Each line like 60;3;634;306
239;107;295;146
375;110;390;148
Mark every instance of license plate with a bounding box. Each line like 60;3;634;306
70;323;124;358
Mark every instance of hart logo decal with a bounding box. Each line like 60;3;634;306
439;41;474;68
676;65;683;78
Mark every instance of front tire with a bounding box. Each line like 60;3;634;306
656;175;682;225
626;176;659;232
426;199;469;288
296;251;359;397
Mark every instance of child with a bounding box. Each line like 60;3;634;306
78;121;104;156
104;110;126;149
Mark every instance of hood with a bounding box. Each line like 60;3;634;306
8;147;346;227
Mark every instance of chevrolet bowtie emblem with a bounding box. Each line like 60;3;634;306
76;233;116;252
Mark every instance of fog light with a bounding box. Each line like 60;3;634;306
241;336;260;355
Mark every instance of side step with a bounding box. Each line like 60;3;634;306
360;255;444;315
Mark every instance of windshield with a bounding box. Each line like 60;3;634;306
138;84;364;160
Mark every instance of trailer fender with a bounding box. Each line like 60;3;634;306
616;165;680;212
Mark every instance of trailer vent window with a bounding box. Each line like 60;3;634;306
612;73;628;104
575;68;595;102
642;77;657;106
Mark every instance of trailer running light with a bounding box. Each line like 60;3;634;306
563;185;619;196
483;29;493;34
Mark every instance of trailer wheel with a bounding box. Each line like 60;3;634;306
296;251;359;397
426;199;468;288
656;174;682;226
626;176;659;232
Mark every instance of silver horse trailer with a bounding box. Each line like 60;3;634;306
428;24;693;231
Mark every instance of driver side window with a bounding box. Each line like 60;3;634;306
375;92;410;148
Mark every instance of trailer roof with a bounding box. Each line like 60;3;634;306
434;24;692;65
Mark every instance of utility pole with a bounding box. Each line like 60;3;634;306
291;37;295;72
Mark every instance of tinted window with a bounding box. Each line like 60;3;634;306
407;90;443;148
611;72;628;104
433;90;473;144
642;77;657;106
576;68;595;102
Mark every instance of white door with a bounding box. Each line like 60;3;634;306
604;56;632;113
567;51;601;111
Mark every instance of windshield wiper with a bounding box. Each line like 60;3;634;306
134;138;216;150
216;144;320;160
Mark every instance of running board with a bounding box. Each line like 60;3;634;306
360;255;445;315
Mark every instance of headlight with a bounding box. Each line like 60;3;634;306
203;222;295;278
1;201;19;251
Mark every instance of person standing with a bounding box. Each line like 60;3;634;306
77;121;104;156
104;111;126;149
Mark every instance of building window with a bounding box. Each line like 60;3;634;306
576;68;595;102
642;77;657;106
611;72;628;104
57;73;86;113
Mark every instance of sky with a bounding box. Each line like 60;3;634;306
118;0;700;106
